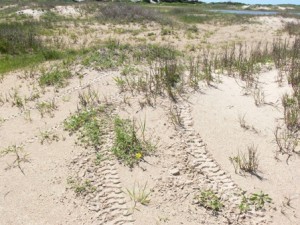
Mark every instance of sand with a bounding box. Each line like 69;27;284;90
1;4;300;225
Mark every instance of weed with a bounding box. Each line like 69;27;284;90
64;106;109;149
78;88;101;109
249;191;272;210
94;152;107;166
238;114;249;130
11;89;25;109
39;130;59;145
0;145;29;174
230;144;259;175
36;99;57;118
39;69;72;88
274;126;299;163
282;94;299;130
253;86;265;107
239;193;250;213
239;191;272;212
67;177;96;196
195;189;223;214
126;182;151;211
169;105;182;129
112;117;154;168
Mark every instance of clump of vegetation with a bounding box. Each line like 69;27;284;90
194;189;223;214
64;107;107;148
39;68;72;88
0;145;29;174
0;22;41;55
67;177;96;196
36;100;57;118
83;40;180;71
98;3;169;24
284;22;300;36
229;145;259;175
274;126;299;163
112;117;154;168
39;130;60;145
239;191;272;212
126;182;151;211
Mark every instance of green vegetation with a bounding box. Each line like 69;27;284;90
67;177;96;196
36;100;57;118
0;145;29;174
195;189;223;213
239;191;272;212
82;39;180;71
64;107;106;148
112;117;154;168
230;145;259;175
39;68;72;87
98;3;171;25
126;182;151;208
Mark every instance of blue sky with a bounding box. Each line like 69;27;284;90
203;0;300;5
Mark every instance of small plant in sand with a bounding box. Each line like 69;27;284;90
78;88;101;109
239;191;272;212
36;99;57;118
169;105;182;129
230;144;259;175
11;89;25;109
0;145;29;174
249;191;272;211
94;152;108;166
253;86;265;107
126;182;151;211
238;114;250;130
67;177;96;196
39;130;60;145
282;94;299;130
24;110;32;123
274;126;299;163
112;117;154;168
195;189;223;214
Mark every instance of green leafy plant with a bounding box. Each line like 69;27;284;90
64;107;105;148
112;117;154;168
249;191;272;210
195;189;223;213
238;191;272;212
67;177;96;196
39;69;72;88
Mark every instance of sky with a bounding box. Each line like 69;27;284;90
203;0;300;5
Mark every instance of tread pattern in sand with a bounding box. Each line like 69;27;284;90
69;130;134;225
177;100;268;225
